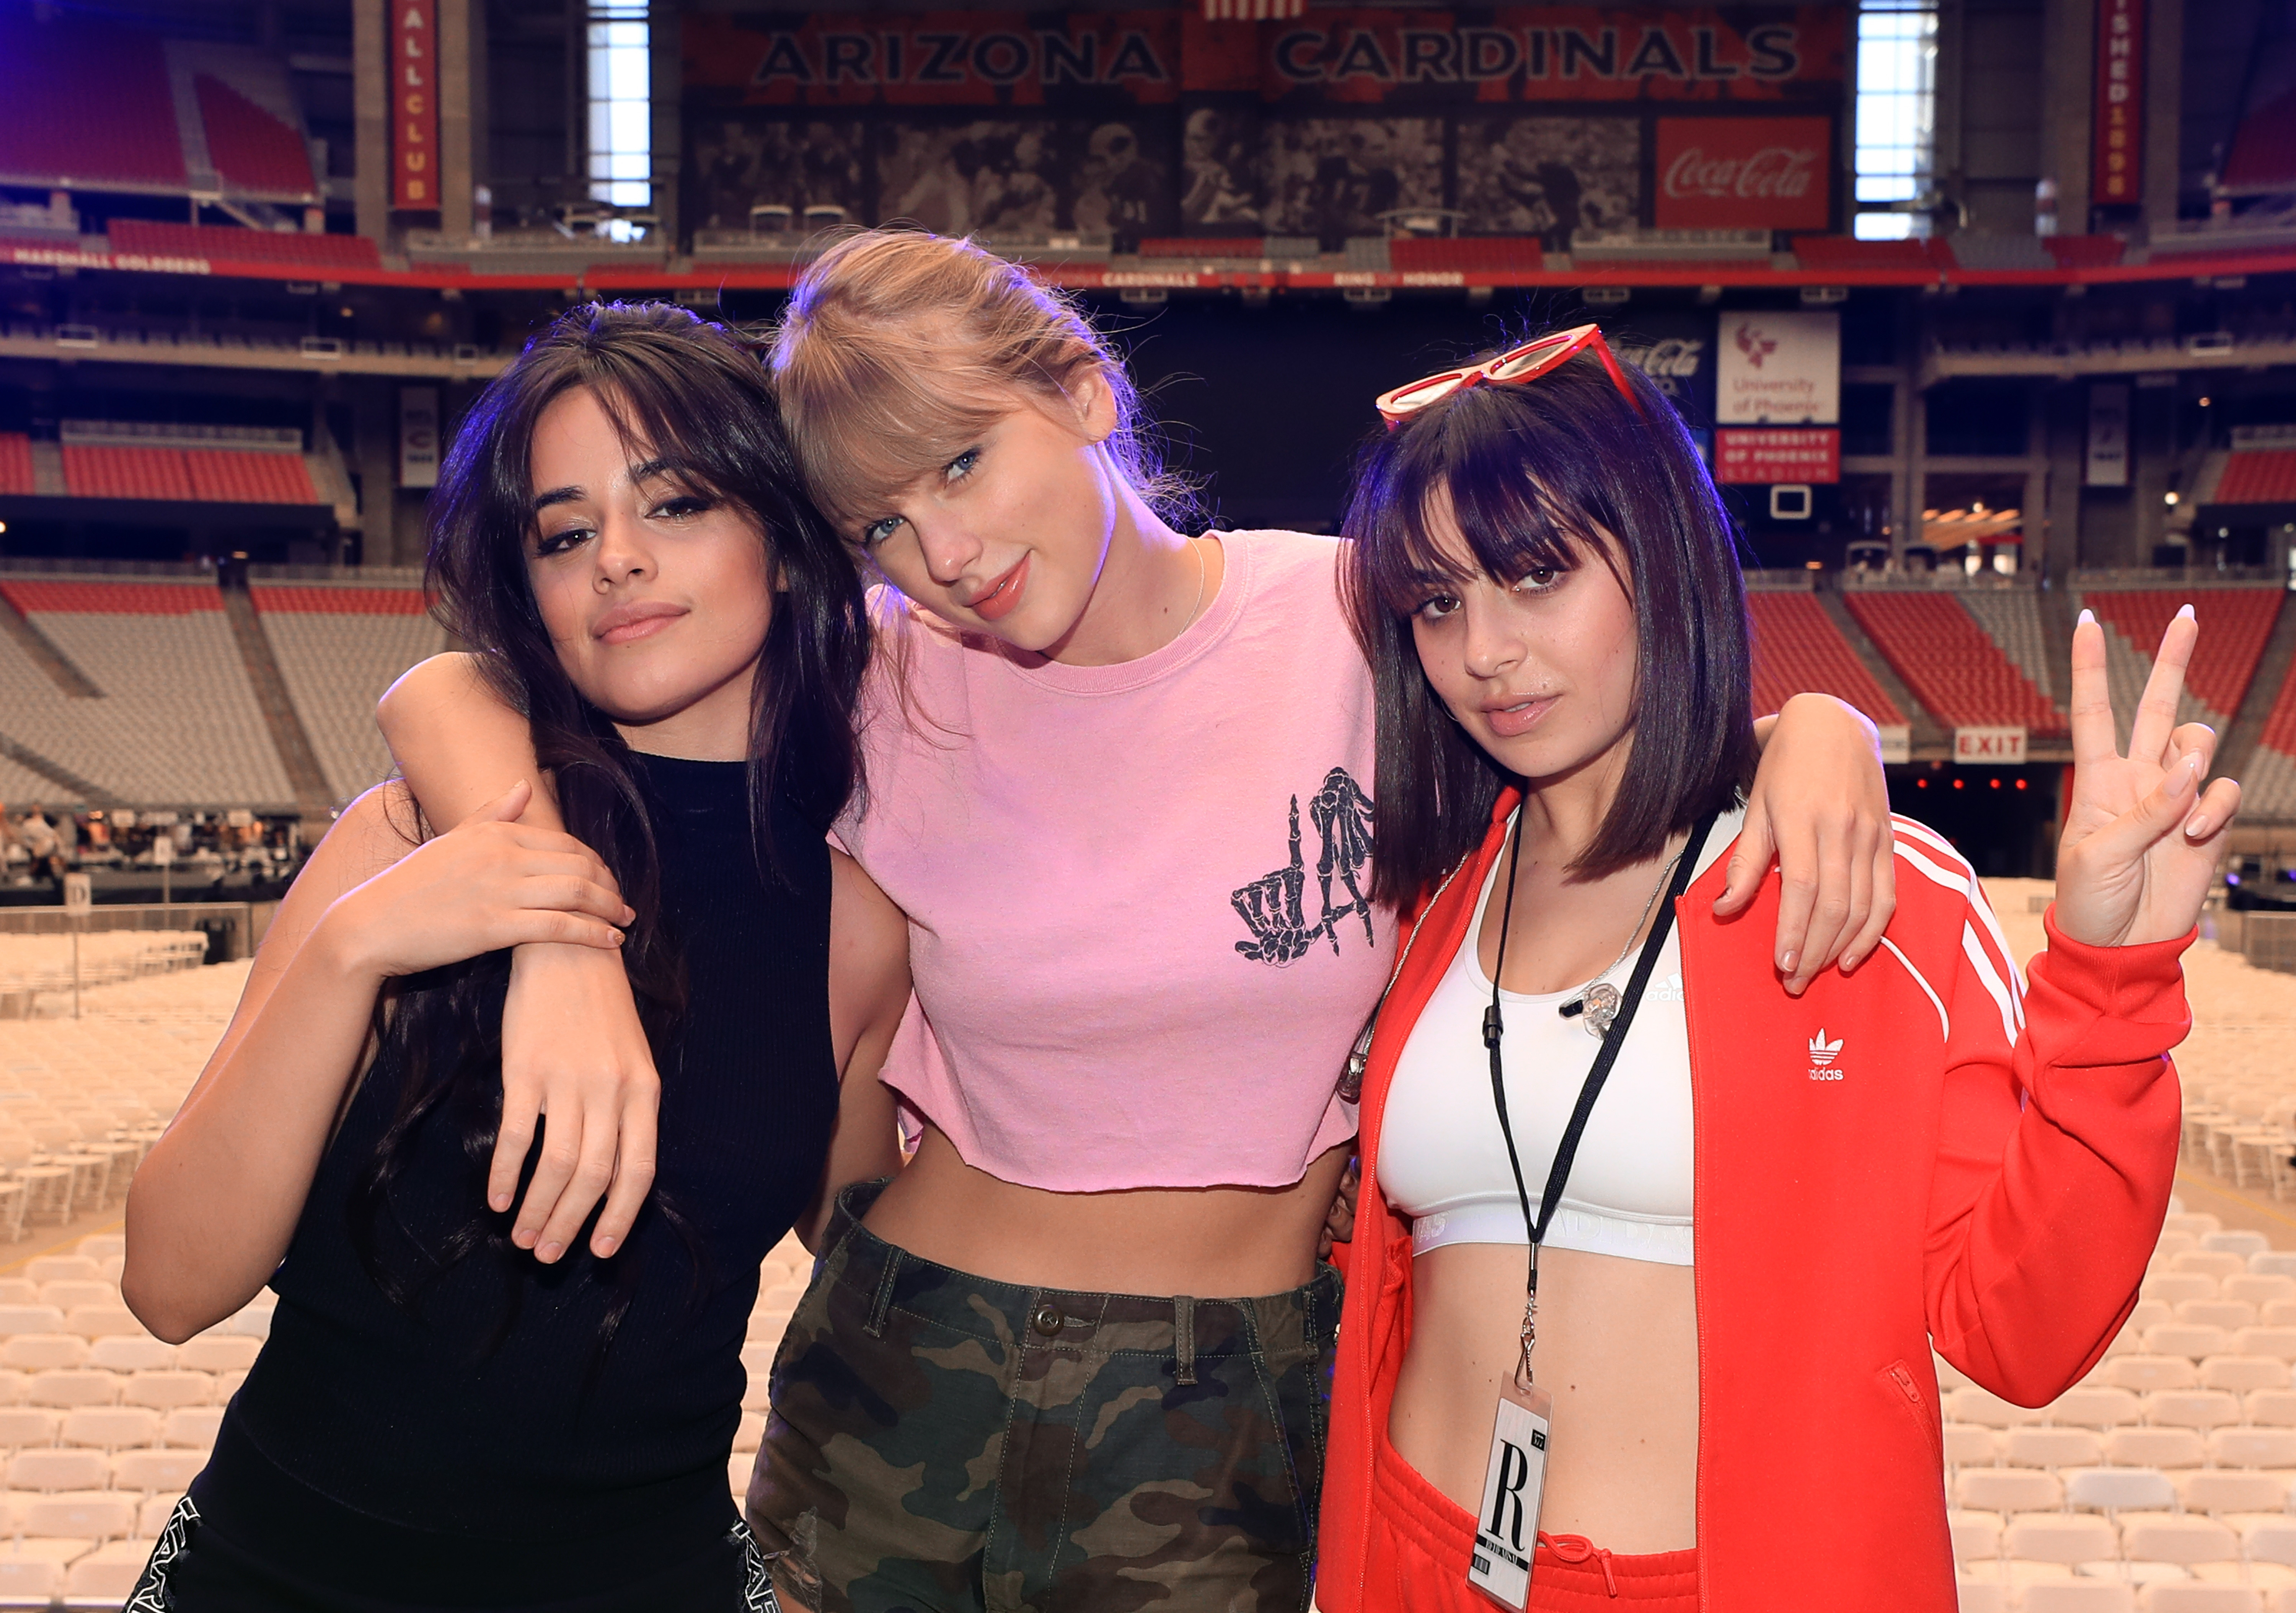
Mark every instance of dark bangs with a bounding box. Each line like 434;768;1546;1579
1340;346;1759;906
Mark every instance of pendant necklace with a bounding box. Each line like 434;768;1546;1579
1551;838;1688;1038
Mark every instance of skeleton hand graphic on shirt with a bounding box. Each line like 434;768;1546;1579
1232;797;1319;965
1231;768;1377;966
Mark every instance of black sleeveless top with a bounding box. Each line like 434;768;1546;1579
194;754;838;1604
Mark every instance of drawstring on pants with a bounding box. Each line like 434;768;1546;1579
1538;1533;1619;1598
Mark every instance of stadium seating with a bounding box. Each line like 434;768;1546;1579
193;73;315;199
180;449;317;505
2238;663;2296;820
0;577;295;808
0;436;32;498
1388;237;1547;276
105;221;385;274
58;447;191;503
1846;591;2068;735
57;443;316;506
2077;589;2281;743
1745;591;1906;727
2214;453;2296;508
250;582;445;807
0;15;183;192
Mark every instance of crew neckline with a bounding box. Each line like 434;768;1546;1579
1004;531;1252;697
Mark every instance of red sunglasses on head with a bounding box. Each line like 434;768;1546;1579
1373;323;1641;429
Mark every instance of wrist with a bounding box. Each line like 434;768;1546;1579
510;939;627;979
308;899;390;988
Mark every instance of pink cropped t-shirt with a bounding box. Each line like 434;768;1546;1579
832;528;1394;1193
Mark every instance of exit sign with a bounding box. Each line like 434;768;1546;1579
1954;727;2027;765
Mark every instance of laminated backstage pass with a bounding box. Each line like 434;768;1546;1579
1468;1379;1552;1610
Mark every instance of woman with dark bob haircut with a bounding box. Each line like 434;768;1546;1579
1316;328;2239;1613
119;302;912;1611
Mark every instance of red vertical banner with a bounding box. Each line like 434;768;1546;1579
394;0;437;210
2092;0;2143;206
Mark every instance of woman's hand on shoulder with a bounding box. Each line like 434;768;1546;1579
1723;692;1896;995
2055;608;2240;948
318;781;632;982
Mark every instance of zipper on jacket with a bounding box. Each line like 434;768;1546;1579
1883;1359;1943;1465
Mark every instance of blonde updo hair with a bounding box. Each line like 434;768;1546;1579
770;229;1189;534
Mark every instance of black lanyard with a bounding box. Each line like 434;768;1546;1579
1483;811;1717;1310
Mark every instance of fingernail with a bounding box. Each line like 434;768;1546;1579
2178;603;2196;620
2186;815;2210;838
1780;950;1797;972
1841;953;1859;973
512;1228;536;1249
610;929;625;944
490;1193;511;1213
594;1236;618;1259
2079;608;2095;627
621;905;635;922
537;1241;563;1263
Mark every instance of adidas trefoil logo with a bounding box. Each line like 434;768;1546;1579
1808;1030;1845;1081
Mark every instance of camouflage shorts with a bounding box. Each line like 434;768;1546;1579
745;1180;1339;1613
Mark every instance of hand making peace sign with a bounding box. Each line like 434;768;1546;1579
2053;605;2244;949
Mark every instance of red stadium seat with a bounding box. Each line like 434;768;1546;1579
1844;593;2066;735
194;73;315;199
1745;593;1906;725
106;222;384;273
0;434;33;497
2214;451;2296;506
181;451;317;505
0;15;184;189
55;447;192;503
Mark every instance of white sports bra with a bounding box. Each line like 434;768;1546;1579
1378;807;1742;1266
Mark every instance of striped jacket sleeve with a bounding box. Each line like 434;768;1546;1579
1893;817;2195;1407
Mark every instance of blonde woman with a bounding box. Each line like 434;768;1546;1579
381;230;1897;1613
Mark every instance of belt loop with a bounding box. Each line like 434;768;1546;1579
1173;1296;1197;1386
863;1246;902;1340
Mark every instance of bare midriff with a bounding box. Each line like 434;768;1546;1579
1388;1241;1699;1554
862;1126;1352;1299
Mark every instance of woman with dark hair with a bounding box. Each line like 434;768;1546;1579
119;302;912;1612
1317;328;2239;1612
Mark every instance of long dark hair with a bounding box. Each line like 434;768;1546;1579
1339;341;1757;907
348;301;869;1350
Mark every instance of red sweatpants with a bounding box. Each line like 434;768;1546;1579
1354;1427;1699;1611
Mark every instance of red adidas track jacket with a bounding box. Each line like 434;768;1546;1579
1318;795;2194;1613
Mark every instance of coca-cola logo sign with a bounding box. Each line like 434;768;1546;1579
1663;144;1819;202
1654;116;1830;229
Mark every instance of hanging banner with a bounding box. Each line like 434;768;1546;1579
2086;382;2130;487
1714;428;1839;483
399;386;440;489
1654;115;1830;229
1184;6;1846;106
2091;0;2143;206
1715;310;1838;426
393;0;438;209
684;11;1182;107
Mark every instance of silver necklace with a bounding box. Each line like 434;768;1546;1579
1550;837;1688;1038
